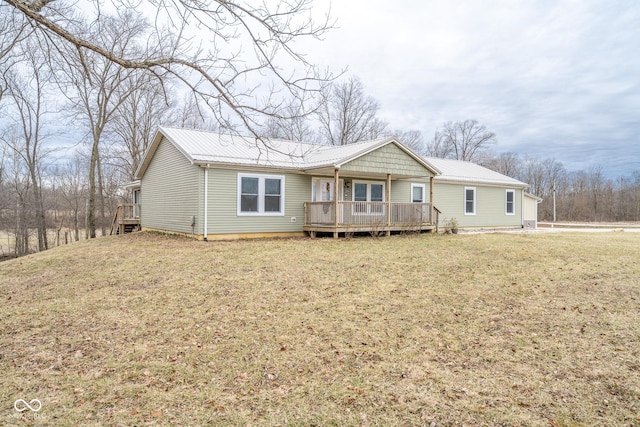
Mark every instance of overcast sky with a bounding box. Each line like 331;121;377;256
306;0;640;177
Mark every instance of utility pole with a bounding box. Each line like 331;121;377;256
552;181;557;222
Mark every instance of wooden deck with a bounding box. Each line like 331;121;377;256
304;201;437;237
110;204;141;236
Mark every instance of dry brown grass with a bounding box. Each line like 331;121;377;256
1;232;639;426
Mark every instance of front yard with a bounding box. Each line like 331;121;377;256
1;232;638;426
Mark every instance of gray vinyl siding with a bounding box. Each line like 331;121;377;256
206;167;311;235
140;137;202;233
341;143;433;177
434;182;522;228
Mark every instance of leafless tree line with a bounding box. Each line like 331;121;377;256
484;154;640;222
0;0;334;256
264;77;640;223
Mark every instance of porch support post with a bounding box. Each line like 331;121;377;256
429;176;434;225
333;168;340;238
386;173;391;236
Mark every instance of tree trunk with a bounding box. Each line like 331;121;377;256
88;140;99;239
15;196;29;256
30;177;48;251
73;207;80;242
97;154;106;237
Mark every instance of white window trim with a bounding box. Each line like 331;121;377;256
505;189;516;215
352;180;385;216
411;183;426;203
352;180;386;202
237;173;285;216
464;186;476;216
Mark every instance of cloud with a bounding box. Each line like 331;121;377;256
308;0;640;176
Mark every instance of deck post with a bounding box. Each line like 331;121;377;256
333;168;340;238
429;176;434;224
386;173;391;236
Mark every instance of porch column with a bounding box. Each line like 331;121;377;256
333;168;340;238
429;176;434;224
386;173;391;236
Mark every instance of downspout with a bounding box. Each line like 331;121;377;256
333;167;340;238
520;188;524;228
203;167;208;241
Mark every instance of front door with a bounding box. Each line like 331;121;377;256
313;179;344;202
312;178;344;223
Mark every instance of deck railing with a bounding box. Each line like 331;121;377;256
109;204;141;235
304;201;432;228
116;203;141;220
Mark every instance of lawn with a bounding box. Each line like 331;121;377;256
1;232;639;426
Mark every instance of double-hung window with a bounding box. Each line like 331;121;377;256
353;181;384;214
411;183;425;203
238;173;284;215
505;189;515;215
464;186;476;215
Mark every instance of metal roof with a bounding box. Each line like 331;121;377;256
426;157;528;188
135;127;439;178
135;127;527;189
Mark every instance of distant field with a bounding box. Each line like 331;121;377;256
0;229;88;259
1;232;639;426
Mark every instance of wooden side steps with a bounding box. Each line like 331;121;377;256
110;204;141;236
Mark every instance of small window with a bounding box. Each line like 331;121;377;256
411;183;425;203
238;174;285;215
506;189;515;215
464;187;476;215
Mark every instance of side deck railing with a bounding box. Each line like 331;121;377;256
109;204;141;235
304;201;432;228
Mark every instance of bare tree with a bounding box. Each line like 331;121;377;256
480;150;639;222
393;130;425;154
1;44;53;251
318;76;387;145
424;130;453;158
482;152;522;178
170;94;217;131
263;102;318;142
0;7;30;101
109;72;175;180
0;144;10;255
57;12;142;238
436;120;497;162
2;134;33;256
4;0;334;137
588;166;606;222
56;153;87;242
